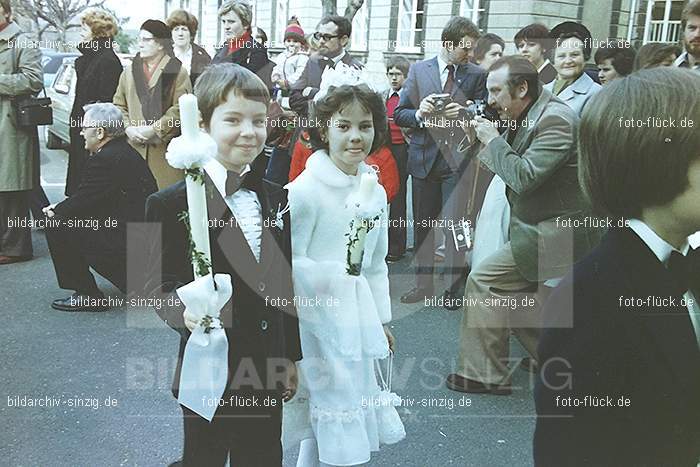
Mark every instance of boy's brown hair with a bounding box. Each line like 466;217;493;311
578;67;700;218
194;64;270;128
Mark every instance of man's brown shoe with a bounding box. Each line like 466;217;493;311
0;255;32;265
445;373;512;395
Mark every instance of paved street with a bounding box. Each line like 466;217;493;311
1;140;536;467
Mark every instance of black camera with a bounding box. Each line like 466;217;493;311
432;93;452;113
458;99;486;119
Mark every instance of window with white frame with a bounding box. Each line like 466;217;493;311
459;0;484;25
276;0;289;48
644;0;685;44
351;0;369;51
396;0;425;52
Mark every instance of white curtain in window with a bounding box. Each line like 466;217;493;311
351;1;369;50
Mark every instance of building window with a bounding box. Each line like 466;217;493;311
459;0;484;25
396;0;425;52
643;0;684;43
276;0;289;47
351;0;370;51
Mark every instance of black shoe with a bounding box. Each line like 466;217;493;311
442;290;461;311
386;253;404;263
445;373;512;395
51;292;109;312
400;286;433;304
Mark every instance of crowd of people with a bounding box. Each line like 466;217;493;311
1;0;700;465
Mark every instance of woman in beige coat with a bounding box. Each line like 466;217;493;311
0;1;43;265
113;20;191;190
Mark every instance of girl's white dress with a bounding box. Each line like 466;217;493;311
284;151;405;466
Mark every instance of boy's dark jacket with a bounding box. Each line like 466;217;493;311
144;155;302;398
534;227;700;467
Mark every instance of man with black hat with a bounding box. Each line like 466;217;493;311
113;19;191;190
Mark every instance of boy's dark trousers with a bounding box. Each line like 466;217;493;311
388;142;408;257
180;343;284;467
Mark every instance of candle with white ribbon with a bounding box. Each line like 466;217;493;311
166;94;230;421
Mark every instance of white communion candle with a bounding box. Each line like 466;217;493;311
358;172;377;204
185;176;212;277
179;94;200;140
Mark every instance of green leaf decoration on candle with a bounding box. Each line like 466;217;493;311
185;167;205;184
178;209;212;278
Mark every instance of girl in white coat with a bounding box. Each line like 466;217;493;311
285;81;405;466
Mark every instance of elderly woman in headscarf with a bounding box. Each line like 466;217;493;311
113;19;191;189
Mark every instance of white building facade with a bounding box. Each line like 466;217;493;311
160;0;690;80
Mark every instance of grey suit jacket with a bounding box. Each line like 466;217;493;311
543;72;601;116
394;57;487;178
474;88;603;281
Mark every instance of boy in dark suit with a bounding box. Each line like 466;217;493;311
144;64;301;467
534;67;700;467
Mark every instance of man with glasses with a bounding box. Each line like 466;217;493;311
394;17;487;309
43;103;157;312
288;15;363;117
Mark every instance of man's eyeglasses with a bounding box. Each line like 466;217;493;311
313;32;340;42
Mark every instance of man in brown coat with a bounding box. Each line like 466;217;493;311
0;1;43;265
113;19;191;190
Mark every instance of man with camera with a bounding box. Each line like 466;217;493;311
445;56;602;395
394;17;488;309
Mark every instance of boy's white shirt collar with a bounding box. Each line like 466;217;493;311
627;218;691;264
203;157;252;198
537;59;551;73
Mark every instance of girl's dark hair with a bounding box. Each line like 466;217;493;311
309;84;388;155
594;42;636;76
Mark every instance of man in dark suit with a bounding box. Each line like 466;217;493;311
534;67;700;467
144;64;301;466
44;103;157;311
288;15;363;117
514;23;557;84
394;17;487;308
445;56;602;395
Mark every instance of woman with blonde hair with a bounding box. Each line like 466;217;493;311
211;0;273;90
66;8;123;195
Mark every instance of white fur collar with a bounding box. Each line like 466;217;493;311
305;150;374;187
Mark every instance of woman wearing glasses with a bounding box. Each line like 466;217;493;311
112;19;192;190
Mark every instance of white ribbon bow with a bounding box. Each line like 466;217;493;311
176;273;232;421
